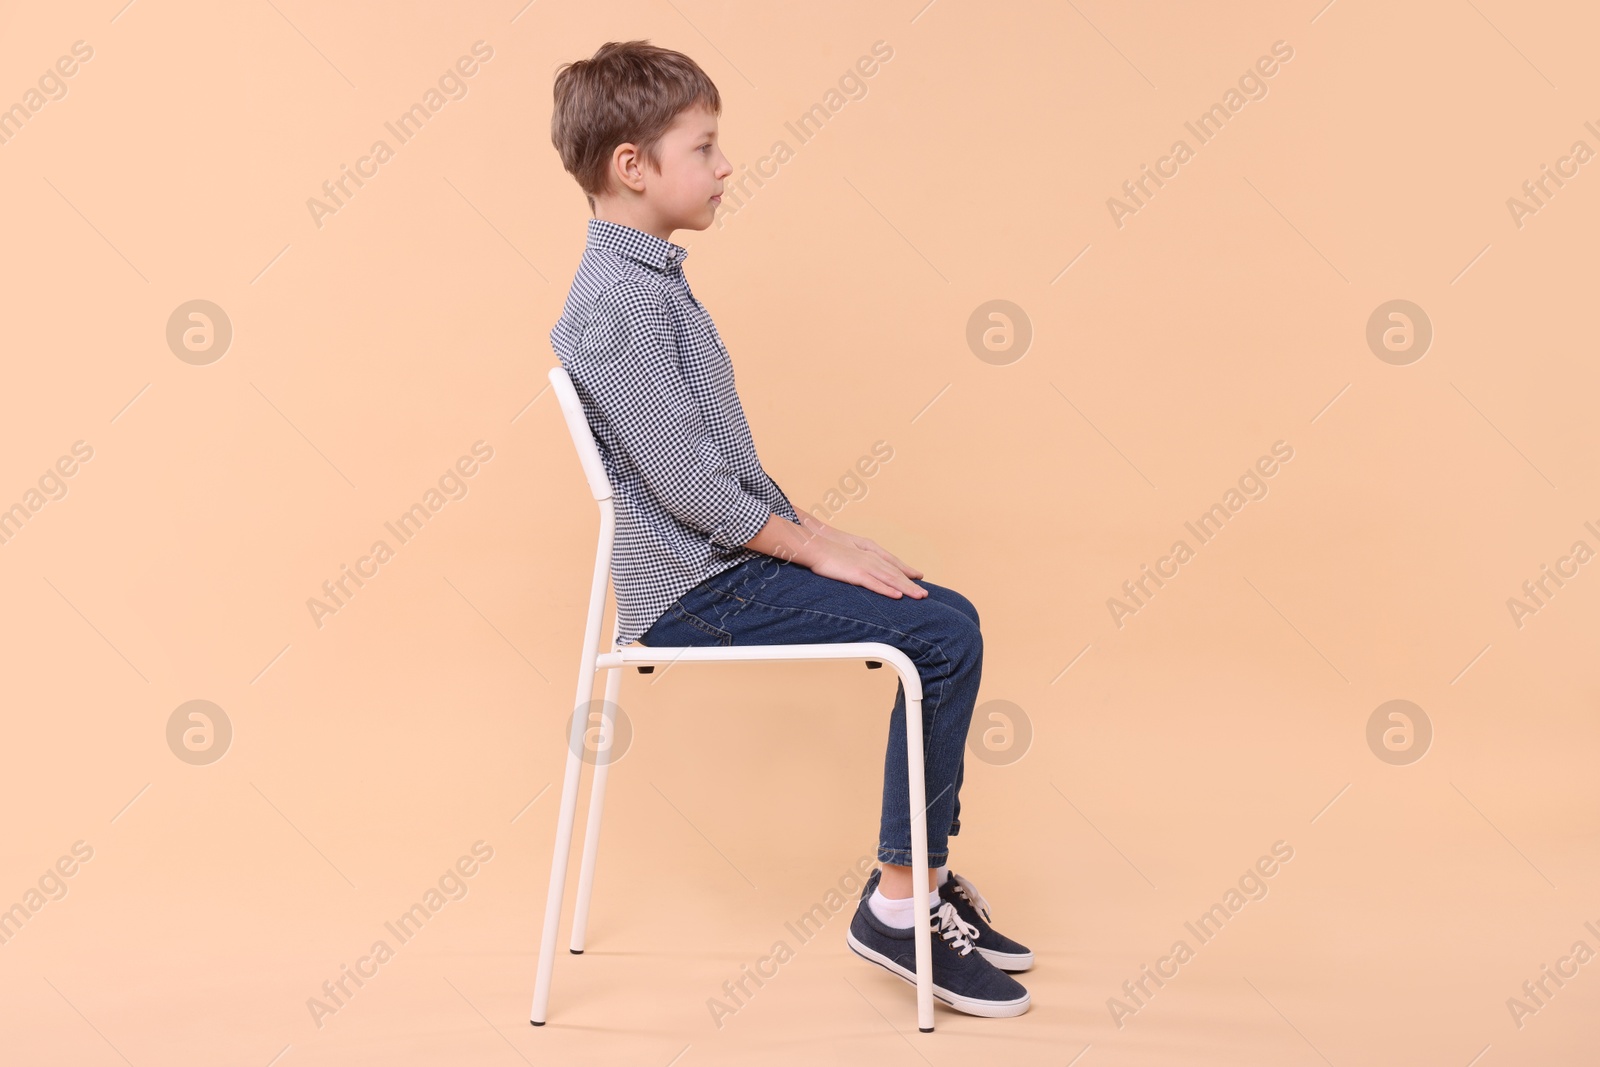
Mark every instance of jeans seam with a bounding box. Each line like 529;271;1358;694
672;605;733;645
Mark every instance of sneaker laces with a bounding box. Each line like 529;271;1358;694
948;871;992;924
930;900;981;954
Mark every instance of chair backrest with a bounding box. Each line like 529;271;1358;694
549;364;627;648
548;366;613;503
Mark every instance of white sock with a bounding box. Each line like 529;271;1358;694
935;865;949;888
868;877;944;929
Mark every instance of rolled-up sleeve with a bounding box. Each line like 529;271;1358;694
763;469;797;518
573;279;774;550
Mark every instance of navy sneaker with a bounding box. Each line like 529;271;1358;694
939;871;1034;972
846;867;1030;1018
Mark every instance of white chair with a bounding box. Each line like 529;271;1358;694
531;364;938;1033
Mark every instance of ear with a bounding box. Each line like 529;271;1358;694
611;142;647;194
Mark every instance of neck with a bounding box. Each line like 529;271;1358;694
593;201;673;242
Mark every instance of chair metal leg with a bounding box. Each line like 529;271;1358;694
530;665;601;1025
569;666;622;953
902;692;936;1032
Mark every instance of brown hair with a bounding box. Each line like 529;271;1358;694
551;40;721;213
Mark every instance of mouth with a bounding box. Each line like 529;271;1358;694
711;193;722;203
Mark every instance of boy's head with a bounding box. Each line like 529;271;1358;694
551;40;732;239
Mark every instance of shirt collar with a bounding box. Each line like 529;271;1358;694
586;217;689;273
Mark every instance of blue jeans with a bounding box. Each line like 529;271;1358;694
637;553;982;868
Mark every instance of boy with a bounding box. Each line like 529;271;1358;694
548;40;1032;1018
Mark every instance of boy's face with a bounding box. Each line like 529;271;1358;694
601;103;732;239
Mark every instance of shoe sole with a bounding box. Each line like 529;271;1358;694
977;946;1034;972
846;929;1031;1018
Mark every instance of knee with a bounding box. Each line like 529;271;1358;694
949;613;982;667
950;592;980;631
927;582;980;630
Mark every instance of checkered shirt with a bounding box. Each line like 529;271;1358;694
551;218;799;647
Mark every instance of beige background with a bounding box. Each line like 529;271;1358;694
2;0;1598;1063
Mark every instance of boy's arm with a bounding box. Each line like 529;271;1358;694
742;512;828;566
749;480;922;580
777;501;925;581
762;470;819;529
760;469;846;546
575;280;775;551
743;511;925;594
793;509;833;536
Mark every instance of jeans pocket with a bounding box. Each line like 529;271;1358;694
668;604;734;646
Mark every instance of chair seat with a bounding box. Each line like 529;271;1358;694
592;643;917;692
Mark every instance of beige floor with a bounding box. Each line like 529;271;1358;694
7;636;1598;1065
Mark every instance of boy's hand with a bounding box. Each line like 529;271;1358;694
806;538;928;600
813;525;925;582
